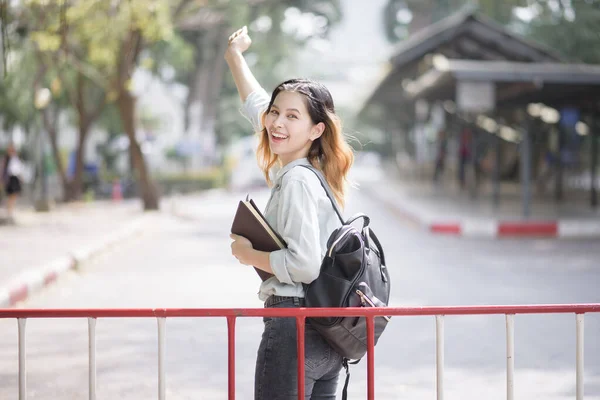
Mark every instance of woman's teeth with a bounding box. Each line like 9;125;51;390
272;133;287;139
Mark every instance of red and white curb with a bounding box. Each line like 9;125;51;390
429;220;600;238
0;217;148;308
372;189;600;238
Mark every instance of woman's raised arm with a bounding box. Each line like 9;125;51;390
224;26;262;103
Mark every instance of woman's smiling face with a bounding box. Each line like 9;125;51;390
264;91;323;166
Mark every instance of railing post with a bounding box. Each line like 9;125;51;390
296;316;306;400
18;318;27;400
576;314;584;400
366;316;375;400
157;317;166;400
88;318;97;400
436;315;444;400
506;314;515;400
227;316;236;400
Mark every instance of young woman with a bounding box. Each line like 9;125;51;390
225;26;354;399
1;144;23;222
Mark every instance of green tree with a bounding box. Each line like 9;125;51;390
382;0;528;43
0;46;38;138
0;30;73;197
2;0;343;207
4;0;196;209
4;1;114;201
521;0;600;63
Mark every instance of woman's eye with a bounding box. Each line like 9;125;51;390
287;115;297;119
270;110;279;115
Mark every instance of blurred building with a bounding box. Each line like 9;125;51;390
359;8;600;215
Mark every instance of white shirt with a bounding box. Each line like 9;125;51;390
6;155;23;176
241;89;342;301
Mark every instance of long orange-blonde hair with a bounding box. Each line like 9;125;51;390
256;78;354;208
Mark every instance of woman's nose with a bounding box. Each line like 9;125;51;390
273;116;284;128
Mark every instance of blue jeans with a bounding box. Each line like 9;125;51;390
255;296;343;400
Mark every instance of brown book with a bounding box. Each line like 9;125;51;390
231;195;287;281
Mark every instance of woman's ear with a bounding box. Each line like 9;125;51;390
310;122;325;141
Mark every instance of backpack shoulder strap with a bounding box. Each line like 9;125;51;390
298;164;345;225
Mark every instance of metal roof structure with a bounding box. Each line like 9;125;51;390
389;8;563;67
361;8;567;111
404;59;600;110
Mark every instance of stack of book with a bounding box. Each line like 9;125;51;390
231;196;287;281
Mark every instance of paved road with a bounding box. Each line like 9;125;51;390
0;185;599;399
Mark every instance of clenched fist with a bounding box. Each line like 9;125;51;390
226;26;252;56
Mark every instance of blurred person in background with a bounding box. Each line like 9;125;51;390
458;128;472;189
433;129;447;183
225;26;353;400
1;144;24;223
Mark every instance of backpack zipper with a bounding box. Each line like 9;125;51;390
356;289;391;322
327;227;353;257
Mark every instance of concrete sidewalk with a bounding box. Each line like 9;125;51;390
361;163;600;238
0;200;150;307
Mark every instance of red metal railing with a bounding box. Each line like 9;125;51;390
1;304;599;400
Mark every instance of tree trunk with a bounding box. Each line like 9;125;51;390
114;29;157;209
183;31;208;133
117;89;159;210
68;122;89;201
182;29;218;168
200;24;228;132
198;24;229;165
42;106;69;201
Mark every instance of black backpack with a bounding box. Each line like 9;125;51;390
300;165;392;397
